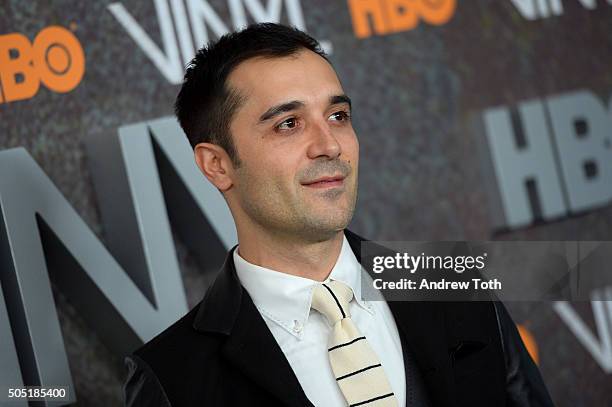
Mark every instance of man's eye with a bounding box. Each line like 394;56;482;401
276;118;298;130
329;111;351;121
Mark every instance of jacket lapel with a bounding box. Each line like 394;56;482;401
192;246;313;407
344;229;456;407
222;292;314;407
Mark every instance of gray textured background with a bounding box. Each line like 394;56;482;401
1;0;611;405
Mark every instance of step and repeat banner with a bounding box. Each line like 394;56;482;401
1;0;611;405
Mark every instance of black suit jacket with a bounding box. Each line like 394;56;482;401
123;229;555;406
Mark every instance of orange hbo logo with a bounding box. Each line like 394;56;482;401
348;0;456;38
0;26;85;104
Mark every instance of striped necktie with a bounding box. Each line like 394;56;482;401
311;280;398;407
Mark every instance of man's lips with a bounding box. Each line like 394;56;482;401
301;175;346;188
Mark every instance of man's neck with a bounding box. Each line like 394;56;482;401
235;228;344;282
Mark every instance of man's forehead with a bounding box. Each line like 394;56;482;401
226;50;343;107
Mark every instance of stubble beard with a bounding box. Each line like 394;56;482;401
236;169;358;243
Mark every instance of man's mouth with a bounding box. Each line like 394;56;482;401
301;175;346;189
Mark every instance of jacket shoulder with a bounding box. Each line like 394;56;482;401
124;301;227;406
124;353;172;407
133;301;223;369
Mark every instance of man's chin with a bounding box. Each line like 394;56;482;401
297;227;346;243
300;212;353;236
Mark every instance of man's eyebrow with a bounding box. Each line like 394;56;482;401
257;95;352;123
259;100;305;122
330;94;352;109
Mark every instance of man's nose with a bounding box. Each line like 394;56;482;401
306;120;341;160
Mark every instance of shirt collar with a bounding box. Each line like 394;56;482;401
233;234;373;338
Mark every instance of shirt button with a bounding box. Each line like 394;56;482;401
293;320;303;333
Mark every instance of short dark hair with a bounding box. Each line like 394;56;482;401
174;23;328;167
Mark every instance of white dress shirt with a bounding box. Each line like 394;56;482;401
233;235;406;407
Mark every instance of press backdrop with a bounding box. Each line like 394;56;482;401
1;0;611;405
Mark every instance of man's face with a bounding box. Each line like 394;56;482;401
225;49;359;241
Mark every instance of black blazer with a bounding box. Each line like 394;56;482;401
123;229;554;406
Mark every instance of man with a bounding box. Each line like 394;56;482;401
123;23;554;407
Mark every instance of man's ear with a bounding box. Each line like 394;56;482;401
193;142;234;191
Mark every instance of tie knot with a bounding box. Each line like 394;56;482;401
311;280;354;325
